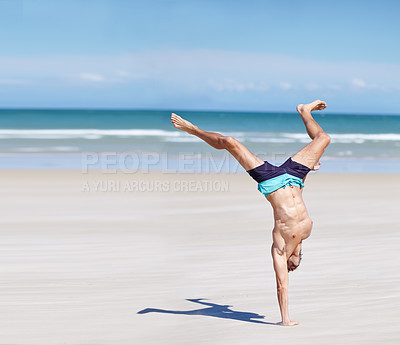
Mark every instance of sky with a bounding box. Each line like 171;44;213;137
0;0;400;113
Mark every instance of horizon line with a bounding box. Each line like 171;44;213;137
0;106;399;117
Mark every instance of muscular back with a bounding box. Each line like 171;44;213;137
267;186;313;257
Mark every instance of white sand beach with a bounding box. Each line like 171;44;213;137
0;170;399;344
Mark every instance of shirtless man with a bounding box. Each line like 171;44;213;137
170;100;331;326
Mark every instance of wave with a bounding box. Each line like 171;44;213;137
247;138;296;143
12;146;80;153
283;133;400;143
0;129;182;140
0;129;399;143
164;137;202;142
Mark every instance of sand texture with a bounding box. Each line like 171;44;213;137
0;170;399;344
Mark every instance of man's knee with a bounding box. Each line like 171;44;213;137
218;136;238;150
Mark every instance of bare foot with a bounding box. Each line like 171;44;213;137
278;320;301;326
170;113;198;134
296;100;327;115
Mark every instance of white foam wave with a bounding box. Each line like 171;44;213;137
163;137;202;142
337;150;353;156
52;146;80;152
283;133;400;142
13;146;80;152
0;129;399;144
247;138;296;143
0;129;183;139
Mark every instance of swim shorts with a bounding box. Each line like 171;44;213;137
246;158;311;197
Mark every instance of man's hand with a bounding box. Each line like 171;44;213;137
312;162;321;171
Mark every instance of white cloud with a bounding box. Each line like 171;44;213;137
115;70;147;79
0;50;399;111
208;79;269;92
116;70;131;77
305;83;319;91
0;51;398;93
279;81;293;90
75;70;148;84
350;78;378;90
78;72;106;82
327;84;341;91
0;79;31;85
351;78;366;88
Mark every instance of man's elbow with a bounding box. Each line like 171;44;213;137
271;244;285;256
276;285;288;298
276;284;288;292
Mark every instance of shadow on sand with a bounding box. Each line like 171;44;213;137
138;298;276;325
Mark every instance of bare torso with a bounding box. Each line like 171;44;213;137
267;186;313;257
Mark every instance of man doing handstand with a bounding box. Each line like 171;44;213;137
170;100;331;326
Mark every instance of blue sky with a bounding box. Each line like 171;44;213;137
0;0;399;113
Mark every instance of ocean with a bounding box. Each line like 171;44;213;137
0;109;399;172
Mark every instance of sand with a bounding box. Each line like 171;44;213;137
0;170;399;344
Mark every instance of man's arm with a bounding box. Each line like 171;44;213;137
271;243;300;326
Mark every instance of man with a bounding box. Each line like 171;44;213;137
170;100;331;326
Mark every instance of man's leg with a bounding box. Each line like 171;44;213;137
291;100;331;169
171;113;264;171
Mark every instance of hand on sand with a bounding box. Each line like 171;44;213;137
278;320;300;326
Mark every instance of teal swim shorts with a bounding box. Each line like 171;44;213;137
257;173;304;197
247;157;310;197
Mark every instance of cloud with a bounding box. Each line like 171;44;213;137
208;79;269;92
305;83;319;91
279;81;293;90
351;78;367;88
0;56;150;87
0;79;31;85
77;72;106;82
75;70;148;84
0;51;398;92
327;84;341;91
116;70;131;77
115;70;147;79
350;78;378;90
0;50;399;111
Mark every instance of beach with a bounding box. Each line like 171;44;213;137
3;0;400;343
1;169;399;344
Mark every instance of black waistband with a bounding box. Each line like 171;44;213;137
247;158;310;183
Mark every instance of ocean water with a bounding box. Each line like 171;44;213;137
0;109;400;172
